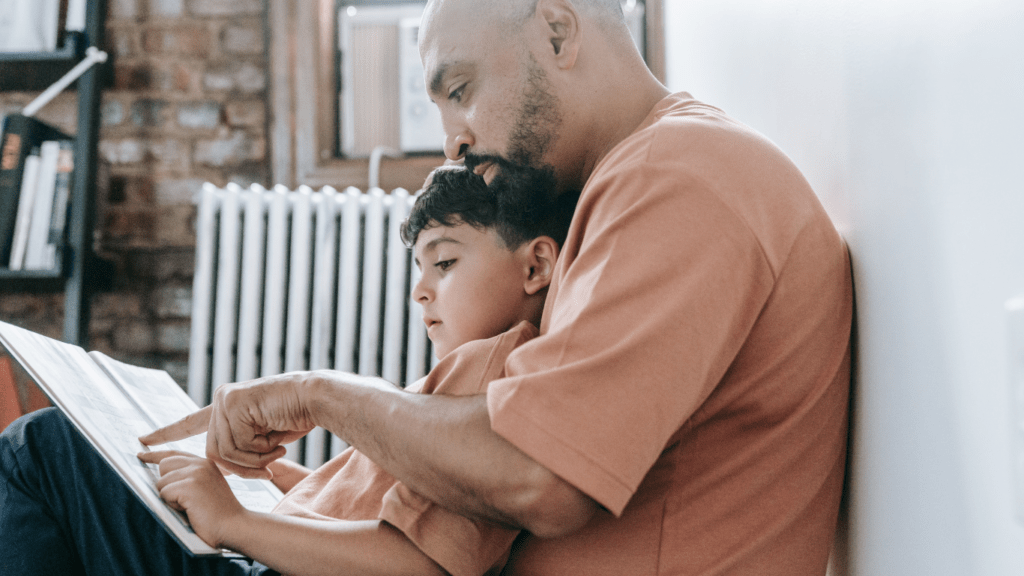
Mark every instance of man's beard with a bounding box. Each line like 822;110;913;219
464;55;564;213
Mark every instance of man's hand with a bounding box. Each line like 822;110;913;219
137;450;249;549
139;372;320;479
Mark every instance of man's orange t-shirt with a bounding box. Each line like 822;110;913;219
273;322;538;576
485;93;853;575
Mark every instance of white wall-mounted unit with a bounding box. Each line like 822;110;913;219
338;2;443;157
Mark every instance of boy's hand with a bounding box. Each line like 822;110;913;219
137;451;248;549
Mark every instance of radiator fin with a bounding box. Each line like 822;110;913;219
189;184;433;468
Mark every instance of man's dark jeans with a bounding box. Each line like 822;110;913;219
0;408;278;576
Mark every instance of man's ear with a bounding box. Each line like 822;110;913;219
523;236;560;296
533;0;581;69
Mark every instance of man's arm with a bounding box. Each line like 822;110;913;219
141;373;598;537
309;377;598;537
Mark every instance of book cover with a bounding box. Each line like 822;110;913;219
0;114;68;264
0;321;285;556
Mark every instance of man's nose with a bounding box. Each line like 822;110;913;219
443;129;473;161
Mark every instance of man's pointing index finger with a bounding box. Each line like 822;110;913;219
139;405;212;446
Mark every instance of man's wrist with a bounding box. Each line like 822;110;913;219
299;371;395;444
298;371;332;432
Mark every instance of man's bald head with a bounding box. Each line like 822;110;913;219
423;0;628;44
419;0;666;192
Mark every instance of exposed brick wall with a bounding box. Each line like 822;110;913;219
0;0;269;388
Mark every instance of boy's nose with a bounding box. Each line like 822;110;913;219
411;276;432;303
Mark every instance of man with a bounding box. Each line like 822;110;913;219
151;0;852;573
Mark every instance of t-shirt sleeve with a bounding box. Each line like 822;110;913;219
379;322;537;576
380;483;519;576
487;158;777;516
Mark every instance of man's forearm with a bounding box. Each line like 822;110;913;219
302;372;598;537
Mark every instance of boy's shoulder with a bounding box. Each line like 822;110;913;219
416;322;539;396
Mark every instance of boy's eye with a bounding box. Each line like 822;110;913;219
435;259;456;272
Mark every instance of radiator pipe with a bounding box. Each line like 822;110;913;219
368;145;402;189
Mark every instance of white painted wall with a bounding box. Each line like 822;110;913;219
663;1;1024;574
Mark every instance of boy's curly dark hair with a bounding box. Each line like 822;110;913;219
400;165;578;250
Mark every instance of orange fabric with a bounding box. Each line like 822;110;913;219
1;357;21;431
486;93;853;575
273;322;538;576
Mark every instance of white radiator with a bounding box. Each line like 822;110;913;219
188;183;435;468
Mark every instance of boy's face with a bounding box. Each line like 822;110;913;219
412;222;531;359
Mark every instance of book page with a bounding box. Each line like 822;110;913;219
89;352;284;513
0;321;225;555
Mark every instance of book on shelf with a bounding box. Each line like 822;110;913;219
0;0;64;53
65;0;86;32
0;320;286;557
0;114;69;267
23;140;65;270
8;145;42;270
45;140;75;267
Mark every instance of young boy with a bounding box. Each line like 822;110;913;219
402;164;576;359
141;166;578;576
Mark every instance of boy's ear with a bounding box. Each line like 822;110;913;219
523;236;560;296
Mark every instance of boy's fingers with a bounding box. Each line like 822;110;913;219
139;406;212;445
137;451;162;463
137;449;187;464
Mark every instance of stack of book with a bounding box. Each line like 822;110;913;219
0;114;74;272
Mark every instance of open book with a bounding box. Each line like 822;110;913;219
0;320;284;556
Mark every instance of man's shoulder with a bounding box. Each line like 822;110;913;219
578;92;841;275
602;93;774;173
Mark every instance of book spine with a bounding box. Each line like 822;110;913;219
24;140;62;270
46;140;74;269
9;149;42;270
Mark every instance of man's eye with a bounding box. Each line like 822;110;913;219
436;259;456;271
448;84;465;103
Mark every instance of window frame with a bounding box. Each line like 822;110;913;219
267;0;665;190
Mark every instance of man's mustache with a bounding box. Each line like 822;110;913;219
464;153;518;175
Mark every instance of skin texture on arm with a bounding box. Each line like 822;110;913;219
137;451;447;576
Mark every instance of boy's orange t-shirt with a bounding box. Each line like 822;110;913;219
485;93;854;575
273;321;538;576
